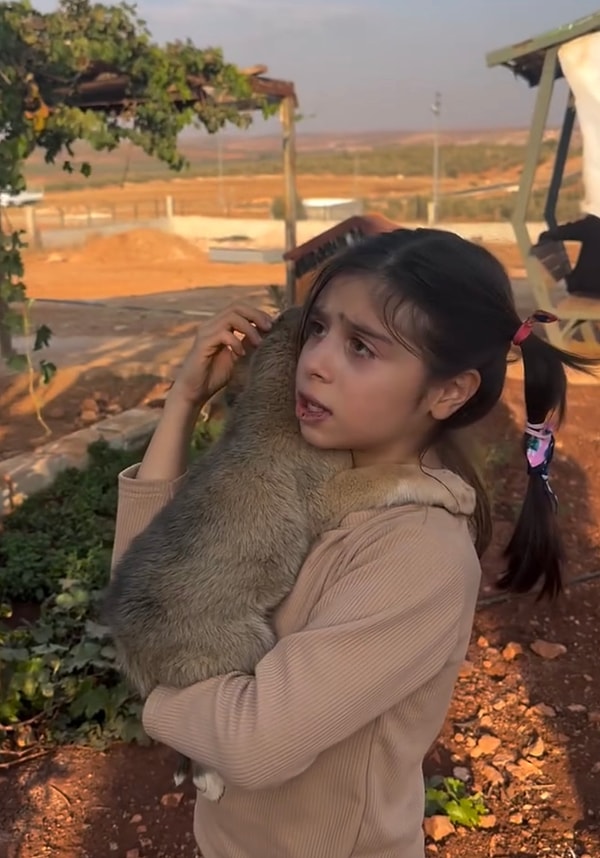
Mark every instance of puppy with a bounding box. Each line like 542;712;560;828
104;307;472;801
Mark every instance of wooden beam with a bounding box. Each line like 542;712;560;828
486;11;600;71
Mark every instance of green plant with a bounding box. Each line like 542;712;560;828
0;423;218;757
0;440;141;602
0;577;145;751
425;775;488;828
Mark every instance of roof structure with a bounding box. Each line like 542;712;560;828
47;61;297;113
486;11;600;87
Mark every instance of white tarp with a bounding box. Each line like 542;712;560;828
559;33;600;218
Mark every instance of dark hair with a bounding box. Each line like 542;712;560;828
299;228;599;599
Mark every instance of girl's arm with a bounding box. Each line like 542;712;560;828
142;513;479;790
110;392;201;570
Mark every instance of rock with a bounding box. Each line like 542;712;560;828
492;700;505;711
479;715;494;729
530;639;567;659
591;761;600;774
484;660;509;680
453;732;465;743
458;660;474;679
568;703;587;714
480;764;504;786
452;766;470;782
423;815;455;842
106;402;123;415
502;642;524;661
125;851;140;858
160;792;184;807
492;749;517;767
136;825;147;834
506;758;542;781
80;397;99;414
80;409;99;424
527;702;557;718
470;734;501;758
509;812;524;825
108;844;118;853
477;636;489;648
588;711;600;725
479;814;497;829
129;814;142;824
525;737;545;758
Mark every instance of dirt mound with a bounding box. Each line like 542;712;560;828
70;228;205;266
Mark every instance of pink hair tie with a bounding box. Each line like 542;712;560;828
512;310;558;346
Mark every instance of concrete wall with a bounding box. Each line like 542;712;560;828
24;212;548;253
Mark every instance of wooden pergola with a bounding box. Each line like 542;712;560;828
51;63;300;301
486;12;600;349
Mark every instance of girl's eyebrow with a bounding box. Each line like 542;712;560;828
313;304;394;346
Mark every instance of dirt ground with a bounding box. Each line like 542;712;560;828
2;219;600;857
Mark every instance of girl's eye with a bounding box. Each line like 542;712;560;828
350;338;374;358
307;318;326;337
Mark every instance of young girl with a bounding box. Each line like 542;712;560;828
111;228;595;858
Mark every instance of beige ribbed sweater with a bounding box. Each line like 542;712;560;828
111;463;481;858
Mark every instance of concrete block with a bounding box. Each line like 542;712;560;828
0;450;71;513
40;427;103;468
1;406;161;515
95;407;160;450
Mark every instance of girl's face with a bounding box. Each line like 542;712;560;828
295;274;438;466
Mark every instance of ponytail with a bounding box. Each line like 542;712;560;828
499;321;599;599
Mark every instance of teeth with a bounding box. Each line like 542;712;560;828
306;401;323;412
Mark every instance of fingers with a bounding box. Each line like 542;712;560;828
217;303;273;337
212;330;247;358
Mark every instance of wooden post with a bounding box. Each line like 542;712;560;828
280;95;298;305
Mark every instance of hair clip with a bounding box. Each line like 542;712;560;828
512;310;558;346
524;421;558;512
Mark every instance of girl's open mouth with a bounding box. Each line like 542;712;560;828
295;392;332;423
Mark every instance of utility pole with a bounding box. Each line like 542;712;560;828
216;133;225;213
431;91;441;224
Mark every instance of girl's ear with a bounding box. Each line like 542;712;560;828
429;369;481;421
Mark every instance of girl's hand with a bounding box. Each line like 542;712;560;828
169;302;274;408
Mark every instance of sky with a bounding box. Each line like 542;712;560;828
35;0;600;134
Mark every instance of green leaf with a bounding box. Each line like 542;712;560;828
39;359;57;385
0;647;31;662
6;354;27;373
33;324;52;351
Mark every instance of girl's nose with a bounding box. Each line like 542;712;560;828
302;338;335;383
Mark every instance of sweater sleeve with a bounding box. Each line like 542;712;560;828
541;219;588;242
110;464;188;571
141;520;467;790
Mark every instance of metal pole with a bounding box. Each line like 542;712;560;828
431;91;441;224
281;95;298;305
